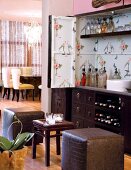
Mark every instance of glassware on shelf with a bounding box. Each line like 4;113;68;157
98;67;107;88
112;68;121;79
80;66;86;86
86;21;91;34
107;16;115;33
124;24;131;31
86;67;92;86
115;26;124;32
90;20;95;34
91;69;96;87
101;18;108;33
96;18;101;34
93;19;98;34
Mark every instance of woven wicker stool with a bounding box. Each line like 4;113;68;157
62;128;124;170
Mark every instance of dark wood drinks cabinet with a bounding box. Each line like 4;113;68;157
51;87;131;154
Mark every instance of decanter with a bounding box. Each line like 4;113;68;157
107;16;115;32
101;18;108;33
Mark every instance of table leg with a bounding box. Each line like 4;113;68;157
32;132;37;159
45;130;50;166
56;130;60;155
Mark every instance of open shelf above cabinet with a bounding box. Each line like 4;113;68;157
80;30;131;38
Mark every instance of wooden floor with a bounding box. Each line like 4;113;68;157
0;97;131;170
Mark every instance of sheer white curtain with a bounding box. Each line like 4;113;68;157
0;20;42;78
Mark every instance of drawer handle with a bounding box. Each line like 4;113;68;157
76;93;80;99
76;107;80;112
88;97;91;101
121;102;125;107
88;111;91;116
76;121;79;128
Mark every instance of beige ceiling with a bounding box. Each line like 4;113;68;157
0;0;42;22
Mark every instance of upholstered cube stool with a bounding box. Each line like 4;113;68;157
2;107;45;145
62;128;124;170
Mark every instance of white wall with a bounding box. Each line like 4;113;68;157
41;0;73;112
0;0;42;22
49;0;73;16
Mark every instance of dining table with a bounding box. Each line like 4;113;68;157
20;75;41;97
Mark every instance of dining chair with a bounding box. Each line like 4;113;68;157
11;68;35;102
38;84;42;100
2;67;13;99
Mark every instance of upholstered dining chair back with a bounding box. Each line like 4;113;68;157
11;68;21;89
2;67;13;99
2;67;12;88
11;67;34;102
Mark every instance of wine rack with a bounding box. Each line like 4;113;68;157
71;87;131;153
95;93;122;133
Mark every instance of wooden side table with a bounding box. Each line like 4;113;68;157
32;119;74;166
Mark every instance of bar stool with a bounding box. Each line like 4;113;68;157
62;128;124;170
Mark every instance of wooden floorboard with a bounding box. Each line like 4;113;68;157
0;97;131;170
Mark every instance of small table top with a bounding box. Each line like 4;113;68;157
32;119;74;166
33;119;74;131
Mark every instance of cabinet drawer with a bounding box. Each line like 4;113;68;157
72;103;85;117
72;89;86;103
72;116;84;128
85;91;95;105
84;120;95;128
85;105;95;120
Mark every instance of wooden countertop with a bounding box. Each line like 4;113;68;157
76;86;131;97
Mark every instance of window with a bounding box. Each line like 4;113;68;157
0;20;42;78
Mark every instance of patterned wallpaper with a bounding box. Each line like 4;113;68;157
75;12;131;82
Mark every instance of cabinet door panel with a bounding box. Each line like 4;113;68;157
52;97;65;114
84;120;95;128
51;88;72;121
48;15;76;88
53;88;66;98
74;0;123;15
